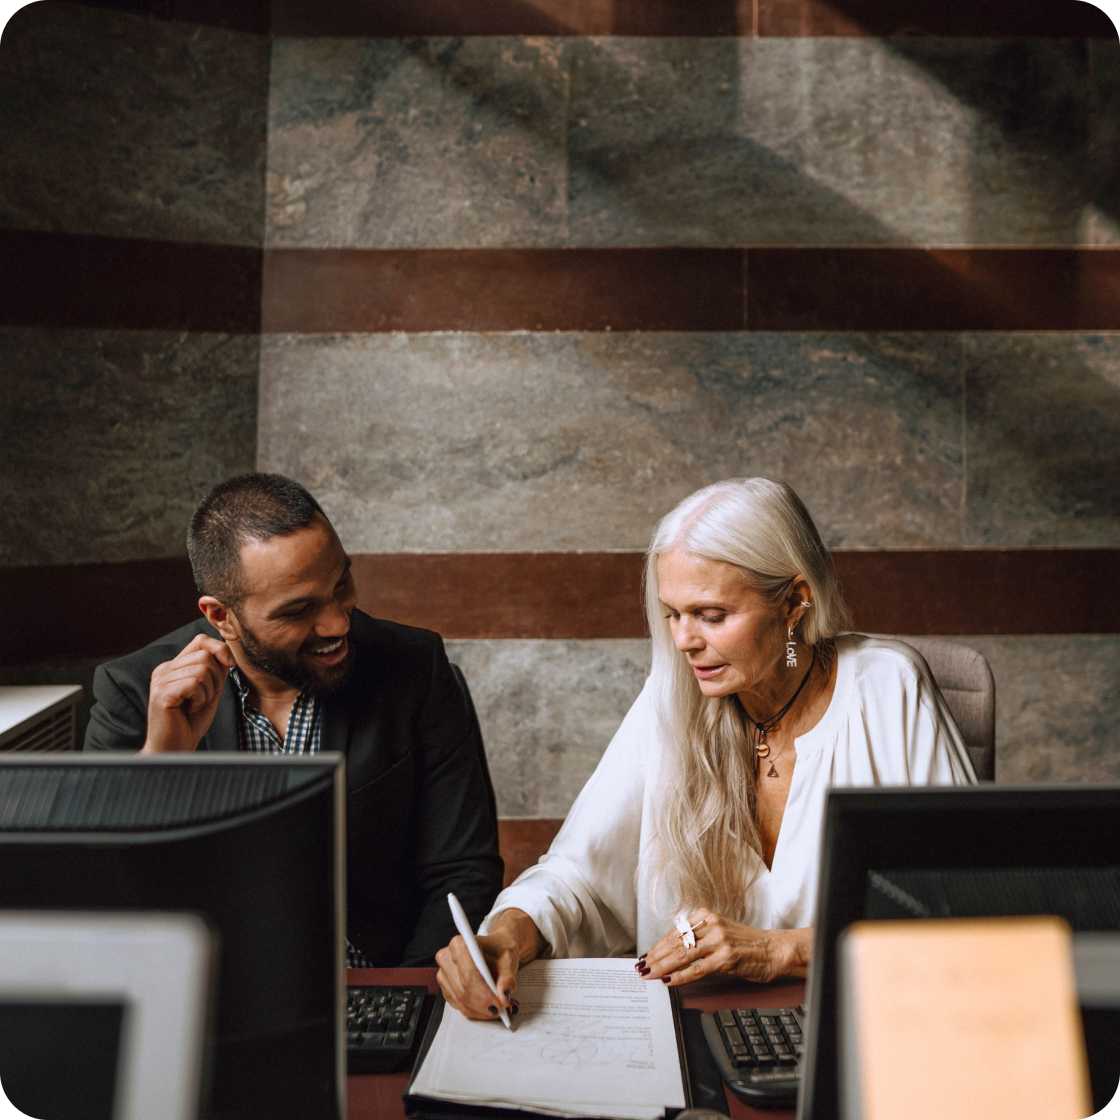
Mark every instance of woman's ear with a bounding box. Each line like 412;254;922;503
785;578;813;623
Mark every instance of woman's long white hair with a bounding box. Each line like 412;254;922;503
643;478;850;917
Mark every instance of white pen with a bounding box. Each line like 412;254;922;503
447;892;512;1030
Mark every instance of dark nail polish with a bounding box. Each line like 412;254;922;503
638;964;650;976
661;975;671;984
488;1005;498;1015
638;955;647;967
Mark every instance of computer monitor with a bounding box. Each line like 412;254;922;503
0;753;346;1120
799;785;1120;1120
0;911;213;1120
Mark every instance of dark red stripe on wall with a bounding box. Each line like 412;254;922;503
756;0;1116;37
0;231;262;333
748;248;1120;331
269;0;1115;37
363;550;1120;638
1;558;200;667
76;0;269;34
7;241;1116;334
262;249;744;333
261;247;1120;333
3;550;1118;665
270;0;750;36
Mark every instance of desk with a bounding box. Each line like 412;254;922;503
347;969;804;1120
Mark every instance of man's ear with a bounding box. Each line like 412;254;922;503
199;596;240;641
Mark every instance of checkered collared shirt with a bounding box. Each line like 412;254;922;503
228;666;373;967
229;666;322;755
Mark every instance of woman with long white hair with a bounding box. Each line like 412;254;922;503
436;478;976;1017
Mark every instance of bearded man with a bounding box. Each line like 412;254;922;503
84;472;502;966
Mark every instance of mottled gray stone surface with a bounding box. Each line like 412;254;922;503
961;636;1120;784
258;331;963;550
0;3;268;245
446;639;649;817
570;38;1115;247
0;329;258;565
1085;41;1120;244
964;334;1120;547
266;37;569;247
265;33;1118;248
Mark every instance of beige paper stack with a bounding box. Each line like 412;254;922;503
841;916;1092;1120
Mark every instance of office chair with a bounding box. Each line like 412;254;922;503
885;636;996;781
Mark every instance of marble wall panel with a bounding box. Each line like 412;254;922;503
963;334;1120;548
577;40;1120;250
265;35;1113;249
0;329;259;566
257;331;963;552
567;38;1114;247
445;639;650;817
1086;41;1120;244
0;3;268;245
266;37;569;248
962;636;1120;784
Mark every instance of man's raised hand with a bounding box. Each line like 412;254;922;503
142;634;234;754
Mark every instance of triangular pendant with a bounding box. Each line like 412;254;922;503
766;762;779;778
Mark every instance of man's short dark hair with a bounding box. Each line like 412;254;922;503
187;473;326;604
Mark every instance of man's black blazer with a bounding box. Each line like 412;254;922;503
83;609;503;965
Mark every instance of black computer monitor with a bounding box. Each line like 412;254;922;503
800;785;1120;1120
0;753;345;1120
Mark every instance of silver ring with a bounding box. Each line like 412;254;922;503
674;911;697;951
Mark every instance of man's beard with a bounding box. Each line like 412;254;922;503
236;620;355;696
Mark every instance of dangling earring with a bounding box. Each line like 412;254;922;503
785;625;798;669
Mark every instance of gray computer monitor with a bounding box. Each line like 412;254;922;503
0;912;213;1120
0;753;346;1120
799;784;1120;1120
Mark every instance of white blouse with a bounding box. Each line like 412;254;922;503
481;635;978;958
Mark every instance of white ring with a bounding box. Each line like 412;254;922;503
674;911;696;951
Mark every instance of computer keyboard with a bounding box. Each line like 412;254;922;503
700;1004;805;1108
346;985;430;1075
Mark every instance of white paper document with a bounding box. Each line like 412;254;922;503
408;957;687;1118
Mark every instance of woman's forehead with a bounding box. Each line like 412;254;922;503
656;550;760;601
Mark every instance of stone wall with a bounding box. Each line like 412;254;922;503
260;10;1120;809
2;1;1117;805
0;1;269;720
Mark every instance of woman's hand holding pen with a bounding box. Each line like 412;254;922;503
636;909;812;988
435;907;545;1021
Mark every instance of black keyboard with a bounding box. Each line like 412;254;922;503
700;1004;805;1108
346;984;430;1074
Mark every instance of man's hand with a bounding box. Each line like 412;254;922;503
142;635;234;754
636;908;812;988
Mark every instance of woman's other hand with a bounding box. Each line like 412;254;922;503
636;909;811;988
435;908;545;1020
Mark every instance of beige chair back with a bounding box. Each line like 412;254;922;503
887;636;996;781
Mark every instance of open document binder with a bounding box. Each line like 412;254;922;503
403;959;694;1119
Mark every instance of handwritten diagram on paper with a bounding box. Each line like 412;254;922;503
408;958;685;1119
